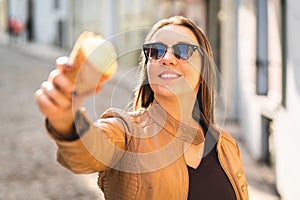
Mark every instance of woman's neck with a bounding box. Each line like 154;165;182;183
154;94;198;127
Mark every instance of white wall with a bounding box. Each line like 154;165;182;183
237;0;263;159
0;0;8;30
8;0;27;22
273;0;300;199
237;0;300;198
219;0;238;120
34;0;69;45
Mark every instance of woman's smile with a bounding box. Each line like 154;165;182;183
159;70;182;80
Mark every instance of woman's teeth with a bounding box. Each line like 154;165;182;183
159;74;180;78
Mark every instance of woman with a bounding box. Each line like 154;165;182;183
35;16;248;200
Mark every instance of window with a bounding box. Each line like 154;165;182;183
256;0;269;95
281;0;287;107
54;0;60;10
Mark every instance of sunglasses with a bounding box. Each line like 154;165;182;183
143;42;202;61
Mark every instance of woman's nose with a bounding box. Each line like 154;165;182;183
160;49;178;66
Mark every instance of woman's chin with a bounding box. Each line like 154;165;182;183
153;85;194;99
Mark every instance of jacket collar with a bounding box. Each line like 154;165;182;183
148;101;205;145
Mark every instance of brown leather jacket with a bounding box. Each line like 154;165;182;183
47;103;248;200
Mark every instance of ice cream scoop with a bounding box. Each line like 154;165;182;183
65;31;118;95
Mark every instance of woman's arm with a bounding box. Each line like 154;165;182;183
47;108;127;174
35;57;125;173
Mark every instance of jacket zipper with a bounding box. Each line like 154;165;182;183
217;141;240;200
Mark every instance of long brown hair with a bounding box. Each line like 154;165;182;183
133;16;216;130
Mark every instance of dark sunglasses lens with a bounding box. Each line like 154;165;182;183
144;44;166;60
174;44;194;60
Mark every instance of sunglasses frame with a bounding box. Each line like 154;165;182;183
142;42;203;61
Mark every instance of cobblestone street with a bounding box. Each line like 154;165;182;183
0;38;280;199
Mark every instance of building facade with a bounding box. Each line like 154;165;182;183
232;0;300;199
0;0;8;32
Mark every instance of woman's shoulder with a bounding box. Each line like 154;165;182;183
218;128;239;149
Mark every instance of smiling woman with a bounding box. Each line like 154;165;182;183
35;16;248;200
144;25;203;111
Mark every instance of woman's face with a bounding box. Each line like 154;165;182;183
146;25;202;99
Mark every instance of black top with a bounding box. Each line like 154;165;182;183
187;135;236;200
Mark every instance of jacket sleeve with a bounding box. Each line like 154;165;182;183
219;130;249;200
46;108;127;174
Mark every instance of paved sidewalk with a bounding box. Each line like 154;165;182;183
0;32;280;199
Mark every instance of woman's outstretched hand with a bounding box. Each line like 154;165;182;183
34;56;90;136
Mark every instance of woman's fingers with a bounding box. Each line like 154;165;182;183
56;56;73;71
35;67;75;119
34;88;70;120
35;55;100;121
48;69;74;98
40;81;71;109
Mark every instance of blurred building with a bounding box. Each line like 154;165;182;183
229;0;300;199
2;0;300;199
0;0;8;32
2;0;209;67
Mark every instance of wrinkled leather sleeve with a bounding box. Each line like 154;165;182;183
46;108;127;174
